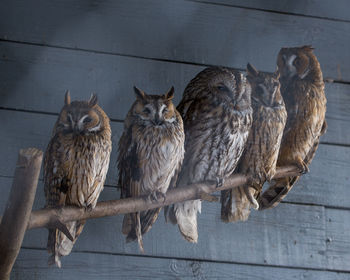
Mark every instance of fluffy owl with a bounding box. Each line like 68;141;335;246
44;91;112;267
221;63;287;222
258;45;327;210
118;86;185;252
165;67;252;242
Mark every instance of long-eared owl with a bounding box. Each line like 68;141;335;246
165;67;252;243
258;45;327;210
221;63;287;222
44;91;112;267
118;86;185;252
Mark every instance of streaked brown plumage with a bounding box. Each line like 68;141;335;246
44;91;112;267
166;67;252;242
258;45;327;210
221;63;287;222
118;86;184;252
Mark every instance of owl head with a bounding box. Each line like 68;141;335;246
247;63;283;107
276;45;321;81
131;86;177;126
57;91;105;135
208;67;251;110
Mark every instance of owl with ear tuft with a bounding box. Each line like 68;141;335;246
165;67;252;242
44;91;112;267
258;45;327;210
118;86;185;252
221;63;287;222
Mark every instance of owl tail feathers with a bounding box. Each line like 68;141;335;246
47;220;85;268
221;187;258;222
258;176;299;210
171;200;201;243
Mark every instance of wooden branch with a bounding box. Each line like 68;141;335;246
0;148;43;280
25;165;301;231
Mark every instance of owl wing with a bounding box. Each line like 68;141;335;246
118;125;145;251
44;134;68;208
44;134;76;268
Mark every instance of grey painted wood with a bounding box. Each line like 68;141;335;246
326;208;350;270
0;0;350;81
285;144;350;209
192;0;350;21
12;248;350;280
0;110;350;208
0;42;349;146
0;109;349;208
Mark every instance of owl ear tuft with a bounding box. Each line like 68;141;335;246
134;86;147;100
247;63;259;77
301;45;315;52
164;86;174;100
88;93;98;106
64;90;71;105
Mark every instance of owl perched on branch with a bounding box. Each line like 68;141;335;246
221;64;287;222
166;67;252;242
118;86;185;252
44;91;112;267
258;45;327;210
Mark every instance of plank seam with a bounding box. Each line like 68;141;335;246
186;0;350;24
19;246;350;274
1;39;350;85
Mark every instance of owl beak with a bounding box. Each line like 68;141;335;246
72;123;83;134
153;115;163;126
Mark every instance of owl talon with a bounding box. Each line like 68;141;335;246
216;177;224;189
295;157;309;174
148;191;166;204
85;204;93;212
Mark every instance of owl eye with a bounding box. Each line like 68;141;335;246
83;117;92;123
294;58;300;66
161;107;168;114
217;85;229;92
143;108;151;114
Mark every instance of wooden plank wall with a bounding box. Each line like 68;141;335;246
0;0;349;279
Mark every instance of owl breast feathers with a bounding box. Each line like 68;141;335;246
165;67;253;242
118;86;185;252
221;63;287;222
44;91;112;267
258;45;327;209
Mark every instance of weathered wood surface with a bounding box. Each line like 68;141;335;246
12;248;350;280
326;208;350;270
1;178;348;271
191;0;350;21
0;148;42;280
0;110;349;208
0;42;349;146
0;0;350;81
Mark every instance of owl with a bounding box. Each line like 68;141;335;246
118;86;185;252
258;45;327;210
221;63;287;222
44;91;112;267
165;67;252;242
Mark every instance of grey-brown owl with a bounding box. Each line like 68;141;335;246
118;86;184;252
165;67;252;242
221;64;287;222
258;45;327;210
44;91;112;267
